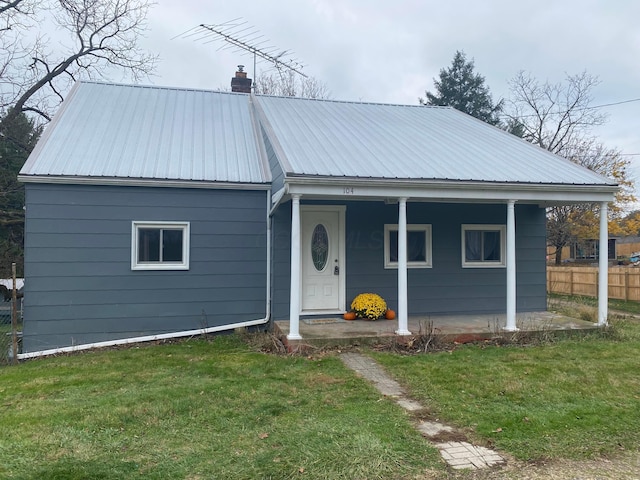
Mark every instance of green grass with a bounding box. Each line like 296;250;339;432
3;317;640;477
0;322;20;365
0;336;441;480
549;293;640;315
0;321;20;335
372;318;640;462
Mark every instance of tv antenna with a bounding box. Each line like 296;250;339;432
176;19;308;82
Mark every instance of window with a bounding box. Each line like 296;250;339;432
461;224;505;268
131;221;190;270
311;224;330;271
384;224;432;268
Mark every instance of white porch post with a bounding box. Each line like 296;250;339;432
505;200;518;332
288;194;302;340
396;197;411;335
598;201;608;326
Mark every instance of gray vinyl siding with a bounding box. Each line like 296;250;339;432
271;200;546;319
262;126;285;194
271;206;292;319
23;183;268;352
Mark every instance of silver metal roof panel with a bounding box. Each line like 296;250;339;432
21;82;269;184
255;95;615;186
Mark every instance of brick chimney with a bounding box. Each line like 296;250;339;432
231;65;252;93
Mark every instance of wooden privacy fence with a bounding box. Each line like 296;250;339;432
547;266;640;301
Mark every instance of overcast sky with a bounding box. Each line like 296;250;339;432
137;0;640;191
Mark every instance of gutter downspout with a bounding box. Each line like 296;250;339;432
18;189;273;360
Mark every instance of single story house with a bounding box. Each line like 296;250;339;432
18;80;617;356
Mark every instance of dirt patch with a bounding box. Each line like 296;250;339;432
427;429;470;444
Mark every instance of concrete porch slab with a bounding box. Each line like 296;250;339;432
274;311;597;348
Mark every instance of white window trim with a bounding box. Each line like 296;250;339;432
384;223;432;269
131;221;190;271
461;224;506;268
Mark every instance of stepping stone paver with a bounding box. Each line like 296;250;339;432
340;352;405;397
437;442;505;469
340;352;506;471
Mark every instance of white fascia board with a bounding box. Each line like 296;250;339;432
271;186;286;205
284;178;617;203
18;175;271;191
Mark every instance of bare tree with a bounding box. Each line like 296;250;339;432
254;70;330;99
507;71;607;154
563;138;634;209
0;0;156;275
507;71;634;264
0;0;157;123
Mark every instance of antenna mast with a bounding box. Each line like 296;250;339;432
178;19;307;81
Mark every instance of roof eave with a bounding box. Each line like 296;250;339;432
18;174;271;191
283;176;618;204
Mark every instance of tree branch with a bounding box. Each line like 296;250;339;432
0;0;26;16
1;0;157;123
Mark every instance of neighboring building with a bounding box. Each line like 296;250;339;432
0;279;24;324
570;239;617;261
614;236;640;259
547;239;618;263
18;80;617;354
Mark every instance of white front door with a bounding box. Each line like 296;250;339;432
300;206;345;312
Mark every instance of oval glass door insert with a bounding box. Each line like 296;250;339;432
311;224;329;271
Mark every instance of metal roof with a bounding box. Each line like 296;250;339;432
255;95;616;186
21;82;616;190
21;82;269;184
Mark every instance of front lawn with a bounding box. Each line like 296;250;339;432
2;318;640;478
0;336;440;480
373;318;640;461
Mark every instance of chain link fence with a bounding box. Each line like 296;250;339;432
0;300;22;366
1;269;23;366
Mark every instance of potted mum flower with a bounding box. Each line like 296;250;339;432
350;293;387;320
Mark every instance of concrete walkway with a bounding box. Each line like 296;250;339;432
340;352;505;471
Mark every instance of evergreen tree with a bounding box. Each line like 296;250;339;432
421;50;503;126
0;112;41;276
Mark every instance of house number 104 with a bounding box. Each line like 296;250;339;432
343;187;355;194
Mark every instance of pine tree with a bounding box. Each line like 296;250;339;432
0;112;41;276
421;51;503;126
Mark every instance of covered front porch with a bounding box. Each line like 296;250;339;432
258;94;618;344
274;310;597;348
276;186;611;343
